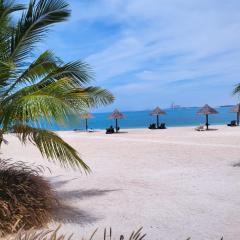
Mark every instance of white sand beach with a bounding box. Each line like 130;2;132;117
2;126;240;239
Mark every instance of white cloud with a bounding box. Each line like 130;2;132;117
48;0;240;109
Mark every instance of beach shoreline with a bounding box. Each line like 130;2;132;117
56;123;232;133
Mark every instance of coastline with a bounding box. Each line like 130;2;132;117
39;107;236;131
55;124;235;133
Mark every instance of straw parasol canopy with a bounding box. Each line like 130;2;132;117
80;112;94;131
109;109;124;132
150;107;166;128
197;104;218;130
231;103;240;125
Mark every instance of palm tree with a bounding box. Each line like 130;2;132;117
233;84;240;95
0;0;114;171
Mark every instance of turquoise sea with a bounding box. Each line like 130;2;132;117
41;106;237;131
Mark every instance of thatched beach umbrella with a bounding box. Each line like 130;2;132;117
80;113;94;131
197;104;218;130
150;107;166;128
109;109;124;132
231;103;240;125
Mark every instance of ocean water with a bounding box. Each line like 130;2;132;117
41;107;238;131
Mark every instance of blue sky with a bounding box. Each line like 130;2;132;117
32;0;240;111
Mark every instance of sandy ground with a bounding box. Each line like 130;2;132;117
2;126;240;240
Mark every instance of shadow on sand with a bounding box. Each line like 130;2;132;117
57;189;118;201
233;162;240;167
50;177;79;188
52;203;99;225
49;177;119;225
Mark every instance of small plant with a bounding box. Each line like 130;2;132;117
0;159;58;236
6;227;225;240
8;227;146;240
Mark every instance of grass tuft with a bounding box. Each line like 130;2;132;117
0;159;58;236
8;226;146;240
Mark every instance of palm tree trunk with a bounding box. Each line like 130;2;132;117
237;112;240;126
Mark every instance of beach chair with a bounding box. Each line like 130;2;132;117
195;125;204;131
106;126;115;134
148;123;157;129
159;123;166;129
73;129;82;132
227;120;237;127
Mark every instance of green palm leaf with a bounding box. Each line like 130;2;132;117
2;77;114;127
0;0;115;171
0;1;26;89
38;61;93;87
11;0;70;64
233;84;240;95
0;1;25;18
12;124;90;172
6;50;60;94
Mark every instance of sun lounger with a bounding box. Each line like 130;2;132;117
158;123;166;129
106;126;115;134
73;129;83;132
227;120;237;127
195;125;205;131
148;123;157;129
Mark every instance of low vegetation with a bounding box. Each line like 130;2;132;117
0;0;113;234
8;227;146;240
0;159;58;237
6;227;226;240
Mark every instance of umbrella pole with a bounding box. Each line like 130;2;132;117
85;119;88;131
237;112;240;126
206;114;209;130
115;118;118;132
157;115;159;128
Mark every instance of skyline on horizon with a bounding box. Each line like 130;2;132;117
22;0;240;112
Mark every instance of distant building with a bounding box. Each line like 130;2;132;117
171;102;181;109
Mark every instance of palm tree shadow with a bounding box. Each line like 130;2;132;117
57;189;119;201
48;175;78;188
49;177;120;225
233;162;240;167
52;189;119;225
52;203;100;225
50;177;120;225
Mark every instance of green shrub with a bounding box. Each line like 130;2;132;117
0;159;58;236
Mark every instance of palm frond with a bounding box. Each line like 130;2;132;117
6;50;60;94
60;86;115;110
12;124;90;172
10;0;70;64
1;90;75;127
0;1;26;89
233;84;240;95
0;0;114;171
0;0;25;32
37;78;115;108
38;60;93;87
0;1;25;18
1;75;114;128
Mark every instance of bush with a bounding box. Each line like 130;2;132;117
0;159;58;236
